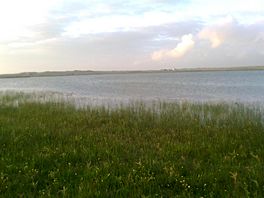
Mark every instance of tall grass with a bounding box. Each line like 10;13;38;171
0;93;263;197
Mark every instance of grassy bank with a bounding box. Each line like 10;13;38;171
0;94;264;197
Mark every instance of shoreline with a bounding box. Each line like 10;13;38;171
1;66;264;79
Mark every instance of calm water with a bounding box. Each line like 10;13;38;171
0;71;264;105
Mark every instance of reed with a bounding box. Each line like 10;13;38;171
0;93;263;197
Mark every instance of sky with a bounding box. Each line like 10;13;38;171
0;0;264;74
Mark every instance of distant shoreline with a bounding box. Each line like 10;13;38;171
1;66;264;78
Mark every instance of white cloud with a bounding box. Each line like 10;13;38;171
63;11;184;37
187;0;264;21
0;0;60;42
0;0;264;73
151;34;195;60
198;28;225;48
198;16;234;48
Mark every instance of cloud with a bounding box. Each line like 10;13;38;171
0;0;60;42
198;16;234;48
1;0;264;74
198;29;223;48
149;16;264;68
151;34;195;60
198;16;264;49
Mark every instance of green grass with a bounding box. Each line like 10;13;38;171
0;93;264;197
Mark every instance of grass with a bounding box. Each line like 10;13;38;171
0;93;264;197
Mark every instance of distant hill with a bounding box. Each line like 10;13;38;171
171;66;264;72
0;66;264;78
0;70;95;78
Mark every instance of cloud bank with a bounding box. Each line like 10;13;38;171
0;0;264;73
152;34;195;60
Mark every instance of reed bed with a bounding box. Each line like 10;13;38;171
0;93;263;197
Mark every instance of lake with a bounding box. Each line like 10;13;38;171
0;70;264;106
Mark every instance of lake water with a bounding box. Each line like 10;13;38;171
0;71;264;106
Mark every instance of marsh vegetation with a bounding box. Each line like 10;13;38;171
0;93;263;197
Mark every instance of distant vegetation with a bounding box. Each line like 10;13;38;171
1;66;264;78
0;93;264;197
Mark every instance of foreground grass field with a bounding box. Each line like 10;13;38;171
0;94;264;197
